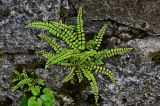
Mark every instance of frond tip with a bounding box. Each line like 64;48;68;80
92;65;116;83
62;67;75;83
96;48;133;59
76;6;85;50
86;23;108;50
26;21;78;49
12;78;33;92
38;34;62;53
82;68;99;103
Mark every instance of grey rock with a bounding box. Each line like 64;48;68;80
0;0;160;106
0;0;62;105
97;37;160;106
70;0;160;35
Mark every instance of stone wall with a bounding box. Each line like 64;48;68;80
0;0;159;105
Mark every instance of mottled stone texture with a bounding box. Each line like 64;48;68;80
0;0;160;106
71;0;160;35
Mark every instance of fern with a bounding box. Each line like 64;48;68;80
57;60;73;67
12;70;29;82
45;49;79;68
76;69;83;83
12;71;55;106
12;78;33;92
96;48;133;60
86;23;108;50
92;65;115;83
81;66;98;103
38;34;62;53
62;67;75;83
12;71;44;92
26;22;77;49
26;6;133;103
76;6;85;50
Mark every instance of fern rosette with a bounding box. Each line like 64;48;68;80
26;6;133;103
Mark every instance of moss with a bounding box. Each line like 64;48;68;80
150;51;160;65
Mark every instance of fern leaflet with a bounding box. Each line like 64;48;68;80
62;67;75;83
76;6;85;50
96;48;133;60
82;67;98;103
12;78;33;92
76;69;83;83
87;23;108;50
38;34;62;53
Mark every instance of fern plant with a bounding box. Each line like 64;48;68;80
12;70;44;92
12;70;55;106
26;6;133;103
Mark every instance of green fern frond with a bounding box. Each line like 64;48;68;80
44;49;80;68
26;22;78;49
76;6;85;50
12;70;29;82
48;49;79;63
78;49;97;64
86;23;108;50
12;78;33;92
92;65;115;83
62;67;75;83
51;21;75;30
90;80;98;104
38;34;62;53
82;68;98;103
76;69;83;83
37;50;56;68
38;50;77;68
21;70;29;78
96;48;133;60
26;6;134;104
37;50;55;59
57;60;73;67
93;59;104;65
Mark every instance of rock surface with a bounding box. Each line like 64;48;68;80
72;0;160;35
0;0;160;106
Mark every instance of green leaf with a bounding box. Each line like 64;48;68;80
28;97;42;106
40;88;55;106
86;23;108;50
76;69;83;83
81;68;99;103
92;65;116;83
12;70;29;83
45;49;80;68
42;88;54;95
76;6;85;50
38;34;62;53
26;21;77;49
30;86;40;96
21;98;28;106
37;79;44;85
12;78;33;92
96;48;133;59
62;67;75;83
